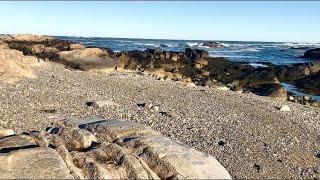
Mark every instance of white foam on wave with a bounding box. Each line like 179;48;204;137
282;42;320;47
161;43;178;48
133;42;160;47
115;40;133;43
198;44;211;49
245;48;261;52
208;50;244;53
209;53;253;58
220;43;230;47
198;42;230;49
186;42;199;47
248;63;268;68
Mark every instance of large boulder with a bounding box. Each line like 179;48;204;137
0;49;40;83
29;44;60;60
250;83;288;101
115;52;141;71
267;85;288;101
31;44;59;54
185;48;209;60
58;48;116;72
58;48;108;59
202;41;225;48
0;40;9;49
294;71;320;96
302;48;320;60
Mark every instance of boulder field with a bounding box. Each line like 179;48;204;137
1;34;319;101
0;118;231;179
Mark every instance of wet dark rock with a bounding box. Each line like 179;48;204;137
6;39;71;60
290;46;310;50
113;47;320;99
185;48;209;60
202;41;224;48
160;44;168;48
146;48;162;55
294;71;320;96
250;84;287;101
302;48;320;60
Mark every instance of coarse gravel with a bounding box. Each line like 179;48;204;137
0;61;320;179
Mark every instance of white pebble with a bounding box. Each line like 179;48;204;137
280;105;291;112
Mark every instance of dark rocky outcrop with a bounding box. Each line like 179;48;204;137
2;34;319;100
302;48;320;60
6;39;71;60
294;71;320;96
202;41;225;48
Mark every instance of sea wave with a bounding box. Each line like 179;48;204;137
186;42;199;47
248;63;268;68
245;48;261;52
198;42;230;49
281;42;320;47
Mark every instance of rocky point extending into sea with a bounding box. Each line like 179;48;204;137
0;34;319;179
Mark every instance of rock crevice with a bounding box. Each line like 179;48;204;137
0;118;231;179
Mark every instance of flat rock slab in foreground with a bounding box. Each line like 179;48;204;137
0;118;231;179
0;147;73;179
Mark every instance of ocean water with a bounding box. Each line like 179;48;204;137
59;36;320;65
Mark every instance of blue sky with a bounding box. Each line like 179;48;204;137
0;1;319;42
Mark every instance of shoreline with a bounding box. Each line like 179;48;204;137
2;34;320;104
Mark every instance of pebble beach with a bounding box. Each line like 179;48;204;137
1;61;319;179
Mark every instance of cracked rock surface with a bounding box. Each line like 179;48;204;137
0;118;231;179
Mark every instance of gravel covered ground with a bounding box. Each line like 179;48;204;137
1;61;320;179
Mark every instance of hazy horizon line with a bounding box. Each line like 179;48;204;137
3;33;320;44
